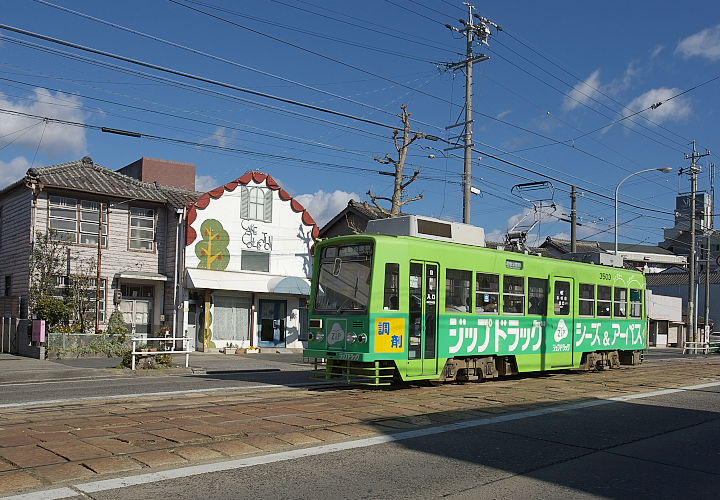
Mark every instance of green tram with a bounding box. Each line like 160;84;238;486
304;216;646;386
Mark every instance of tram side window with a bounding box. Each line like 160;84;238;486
446;269;472;313
527;278;547;315
630;288;643;318
579;283;595;316
476;272;499;314
383;263;400;310
614;287;628;317
503;275;525;314
553;280;571;315
597;285;612;317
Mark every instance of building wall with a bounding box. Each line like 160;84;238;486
0;186;32;310
183;173;317;350
185;181;314;278
33;190;172;331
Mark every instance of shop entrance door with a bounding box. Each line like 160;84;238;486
258;299;287;347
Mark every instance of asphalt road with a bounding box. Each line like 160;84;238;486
0;350;715;406
0;370;322;406
40;378;720;500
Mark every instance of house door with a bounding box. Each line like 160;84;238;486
407;261;439;376
119;299;152;336
187;301;203;350
258;299;286;347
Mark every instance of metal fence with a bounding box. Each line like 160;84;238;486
1;317;18;354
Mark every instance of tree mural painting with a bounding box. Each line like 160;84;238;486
196;219;230;270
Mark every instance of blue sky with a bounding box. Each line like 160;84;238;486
1;0;719;246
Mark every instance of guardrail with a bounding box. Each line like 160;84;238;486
683;341;719;354
131;337;191;370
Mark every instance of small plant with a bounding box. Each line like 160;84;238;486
155;354;173;366
107;309;129;342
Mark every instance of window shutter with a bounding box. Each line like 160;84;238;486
263;189;273;222
240;186;249;219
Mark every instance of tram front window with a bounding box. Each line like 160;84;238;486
315;244;372;314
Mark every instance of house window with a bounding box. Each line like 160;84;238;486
241;250;270;272
129;207;155;251
241;186;272;223
4;275;10;296
0;206;3;249
49;196;107;246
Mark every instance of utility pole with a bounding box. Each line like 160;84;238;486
445;4;499;224
704;163;715;342
570;186;577;253
682;141;711;343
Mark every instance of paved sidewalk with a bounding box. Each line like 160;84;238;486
0;351;311;384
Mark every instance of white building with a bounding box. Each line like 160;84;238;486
179;171;319;351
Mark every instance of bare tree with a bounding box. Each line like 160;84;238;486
367;105;428;216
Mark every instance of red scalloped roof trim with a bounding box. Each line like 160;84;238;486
185;170;319;246
266;176;280;190
209;186;224;198
186;226;197;246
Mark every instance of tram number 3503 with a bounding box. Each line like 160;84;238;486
599;272;612;281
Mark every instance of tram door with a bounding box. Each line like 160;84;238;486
407;261;439;376
549;276;575;367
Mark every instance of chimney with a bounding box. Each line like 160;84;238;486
118;157;196;191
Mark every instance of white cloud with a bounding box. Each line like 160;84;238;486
495;110;511;120
195;174;219;192
564;69;602;110
0;156;30;189
200;127;233;148
651;45;664;58
0;88;86;154
676;25;720;61
295;189;360;227
624;87;691;124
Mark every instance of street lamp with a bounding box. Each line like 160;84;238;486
614;167;673;256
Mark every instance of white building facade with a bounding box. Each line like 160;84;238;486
180;171;319;351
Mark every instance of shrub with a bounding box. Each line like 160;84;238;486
34;297;69;327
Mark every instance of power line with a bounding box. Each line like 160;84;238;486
31;0;438;121
0;24;417;133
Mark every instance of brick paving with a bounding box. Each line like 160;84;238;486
1;357;719;496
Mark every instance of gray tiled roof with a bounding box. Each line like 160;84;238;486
646;272;720;286
543;237;675;256
25;157;199;208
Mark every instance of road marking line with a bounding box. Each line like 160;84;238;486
0;381;336;409
5;380;720;499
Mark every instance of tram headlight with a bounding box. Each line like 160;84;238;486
346;333;357;344
357;333;367;343
314;332;325;342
